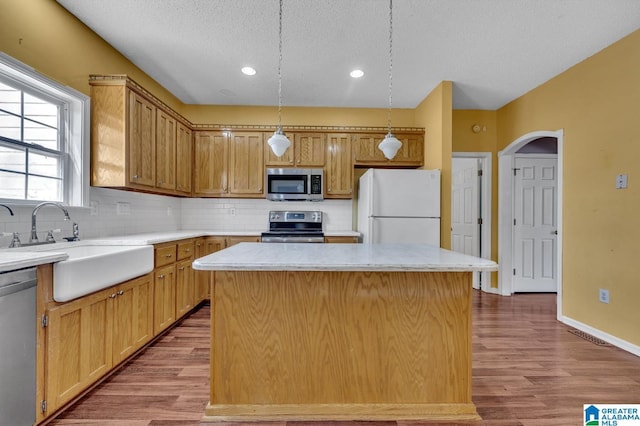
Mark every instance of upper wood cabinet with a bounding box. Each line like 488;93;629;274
325;133;353;198
90;76;191;196
176;123;193;194
353;132;423;167
264;132;325;167
194;130;264;197
155;108;176;190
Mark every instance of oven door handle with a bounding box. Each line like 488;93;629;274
261;236;325;243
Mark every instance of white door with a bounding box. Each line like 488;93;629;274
513;155;558;292
451;158;479;257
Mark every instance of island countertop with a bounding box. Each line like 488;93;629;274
193;242;498;272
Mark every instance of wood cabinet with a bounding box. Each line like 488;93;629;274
44;273;153;414
264;132;325;167
176;123;193;194
194;237;224;302
324;236;359;243
156;108;176;190
353;132;424;167
176;241;195;318
153;240;179;335
194;131;264;197
325;133;353;198
129;91;156;187
90;76;192;196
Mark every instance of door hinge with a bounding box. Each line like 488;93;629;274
41;400;47;413
478;169;483;177
477;218;483;225
513;268;516;276
41;315;48;328
513;218;516;226
513;168;520;176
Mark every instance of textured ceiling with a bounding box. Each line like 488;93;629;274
57;0;640;110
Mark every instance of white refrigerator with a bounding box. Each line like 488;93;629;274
357;169;441;245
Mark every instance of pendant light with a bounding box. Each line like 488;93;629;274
378;0;402;160
267;0;291;157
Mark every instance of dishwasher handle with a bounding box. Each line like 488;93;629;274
0;268;37;298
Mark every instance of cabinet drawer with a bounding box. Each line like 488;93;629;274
155;245;176;267
177;241;194;260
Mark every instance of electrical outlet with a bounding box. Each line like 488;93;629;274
616;174;628;189
599;288;610;304
90;201;98;216
116;202;131;215
229;208;236;216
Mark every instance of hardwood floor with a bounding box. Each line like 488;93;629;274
49;291;640;426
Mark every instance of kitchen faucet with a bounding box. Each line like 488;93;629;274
30;202;71;243
0;204;14;216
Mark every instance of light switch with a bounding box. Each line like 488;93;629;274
616;174;628;189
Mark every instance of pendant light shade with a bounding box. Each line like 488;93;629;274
378;132;402;160
379;0;401;160
269;0;291;157
268;128;291;157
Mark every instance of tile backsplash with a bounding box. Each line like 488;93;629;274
0;188;354;247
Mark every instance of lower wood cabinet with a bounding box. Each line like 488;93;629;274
324;236;359;243
44;272;153;414
153;263;176;334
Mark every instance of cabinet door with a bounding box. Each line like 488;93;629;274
226;235;260;247
393;133;424;166
176;258;195;319
325;236;359;243
46;289;113;411
128;91;156;187
154;264;176;334
264;131;295;166
194;237;225;302
325;133;353;198
176;123;193;194
353;133;386;164
193;131;229;196
155;109;177;190
229;132;264;196
295;133;325;167
112;273;154;365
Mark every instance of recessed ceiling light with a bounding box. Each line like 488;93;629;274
350;69;365;78
241;66;257;76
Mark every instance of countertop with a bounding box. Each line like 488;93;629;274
193;242;498;272
0;229;360;272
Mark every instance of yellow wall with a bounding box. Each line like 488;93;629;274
452;110;499;286
415;81;453;248
498;29;640;346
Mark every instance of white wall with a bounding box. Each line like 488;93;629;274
0;189;354;247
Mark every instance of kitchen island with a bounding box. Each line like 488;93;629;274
193;243;498;422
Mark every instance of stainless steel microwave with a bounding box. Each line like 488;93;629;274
265;168;324;201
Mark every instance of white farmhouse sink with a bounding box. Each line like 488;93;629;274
37;244;154;302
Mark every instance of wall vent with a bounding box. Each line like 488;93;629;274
568;329;610;346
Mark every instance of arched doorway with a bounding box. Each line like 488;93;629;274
498;130;564;320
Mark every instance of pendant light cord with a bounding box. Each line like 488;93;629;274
277;0;284;131
387;0;393;135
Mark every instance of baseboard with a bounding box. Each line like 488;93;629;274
561;315;640;358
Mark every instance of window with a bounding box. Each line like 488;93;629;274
0;53;89;207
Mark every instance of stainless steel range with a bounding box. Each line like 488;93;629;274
261;210;325;243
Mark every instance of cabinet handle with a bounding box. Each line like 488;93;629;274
159;274;165;279
166;254;172;258
179;266;185;271
133;175;139;180
185;248;191;252
117;290;124;296
109;293;117;299
158;180;163;185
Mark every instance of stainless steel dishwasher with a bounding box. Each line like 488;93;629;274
0;267;37;426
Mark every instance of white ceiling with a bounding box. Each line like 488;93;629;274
57;0;640;110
